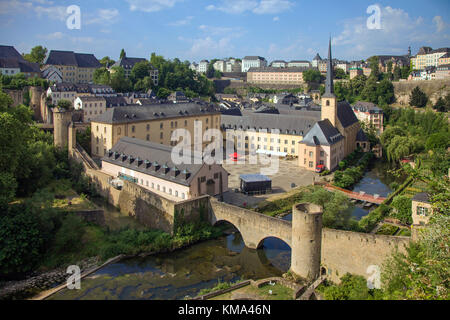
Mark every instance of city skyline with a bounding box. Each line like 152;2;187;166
0;0;449;62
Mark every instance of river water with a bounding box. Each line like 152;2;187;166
48;232;291;300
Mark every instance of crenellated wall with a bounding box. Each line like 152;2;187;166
321;228;410;283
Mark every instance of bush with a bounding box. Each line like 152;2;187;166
319;274;383;300
390;195;412;225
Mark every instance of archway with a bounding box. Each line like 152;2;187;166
257;237;292;273
206;179;216;196
213;220;245;253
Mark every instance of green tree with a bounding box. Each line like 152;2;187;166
425;132;450;151
93;67;111;85
334;68;347;79
367;56;380;80
109;66;132;92
393;66;402;81
120;49;126;59
303;69;323;84
409;86;428;108
23;45;48;65
382;214;449;300
206;64;215;79
99;56;115;68
57;99;72;110
390;195;412;224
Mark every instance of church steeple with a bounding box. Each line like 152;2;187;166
321;36;338;127
325;37;335;96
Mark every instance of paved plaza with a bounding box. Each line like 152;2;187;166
221;156;317;208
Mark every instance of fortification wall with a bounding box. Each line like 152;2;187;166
321;228;410;283
393;79;450;105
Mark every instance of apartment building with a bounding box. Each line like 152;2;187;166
352;101;384;135
414;47;450;70
44;50;102;84
74;96;106;122
109;53;159;86
349;67;364;79
247;67;309;85
271;60;287;68
312;54;322;68
90;103;221;158
241;56;267;72
110;53;159;86
47;83;116;106
0;45;40;78
198;60;209;73
102;137;229;201
288;60;311;68
221;111;318;157
213;60;226;73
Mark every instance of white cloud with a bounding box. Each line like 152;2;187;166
333;5;450;59
273;16;279;22
206;0;293;15
37;31;64;40
253;0;293;14
126;0;182;13
34;5;67;21
85;8;120;25
0;0;33;14
168;15;193;26
433;16;446;32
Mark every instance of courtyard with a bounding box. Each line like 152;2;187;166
221;156;317;208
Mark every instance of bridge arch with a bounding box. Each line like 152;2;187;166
209;199;292;249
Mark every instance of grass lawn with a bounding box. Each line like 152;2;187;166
397;228;412;237
376;224;399;236
210;283;294;300
255;187;309;217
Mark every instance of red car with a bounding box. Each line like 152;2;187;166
315;165;325;173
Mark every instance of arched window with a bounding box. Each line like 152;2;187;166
326;100;330;106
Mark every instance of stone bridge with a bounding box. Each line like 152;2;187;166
209;198;410;283
209;199;292;250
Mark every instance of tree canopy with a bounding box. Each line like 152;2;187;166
23;45;48;65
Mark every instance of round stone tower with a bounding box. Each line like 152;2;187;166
29;86;43;121
291;203;323;281
53;107;73;148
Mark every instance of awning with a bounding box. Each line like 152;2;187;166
256;149;287;157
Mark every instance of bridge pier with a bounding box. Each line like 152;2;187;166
290;203;323;282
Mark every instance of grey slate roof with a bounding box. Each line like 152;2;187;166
337;101;359;128
0;58;40;73
221;112;317;136
112;56;147;70
412;192;430;203
243;56;266;61
45;50;101;68
92;103;220;124
300;119;344;146
0;45;24;60
352;101;383;114
356;129;368;142
102;137;204;186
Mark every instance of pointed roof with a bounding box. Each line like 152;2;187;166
323;37;335;98
313;53;322;61
301;119;344;146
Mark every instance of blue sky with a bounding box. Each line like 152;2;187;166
0;0;449;63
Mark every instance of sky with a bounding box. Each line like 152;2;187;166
0;0;449;63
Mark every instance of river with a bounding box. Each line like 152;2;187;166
48;232;291;300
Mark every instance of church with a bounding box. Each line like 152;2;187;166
298;38;369;172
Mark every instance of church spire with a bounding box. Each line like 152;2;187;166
325;37;334;95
